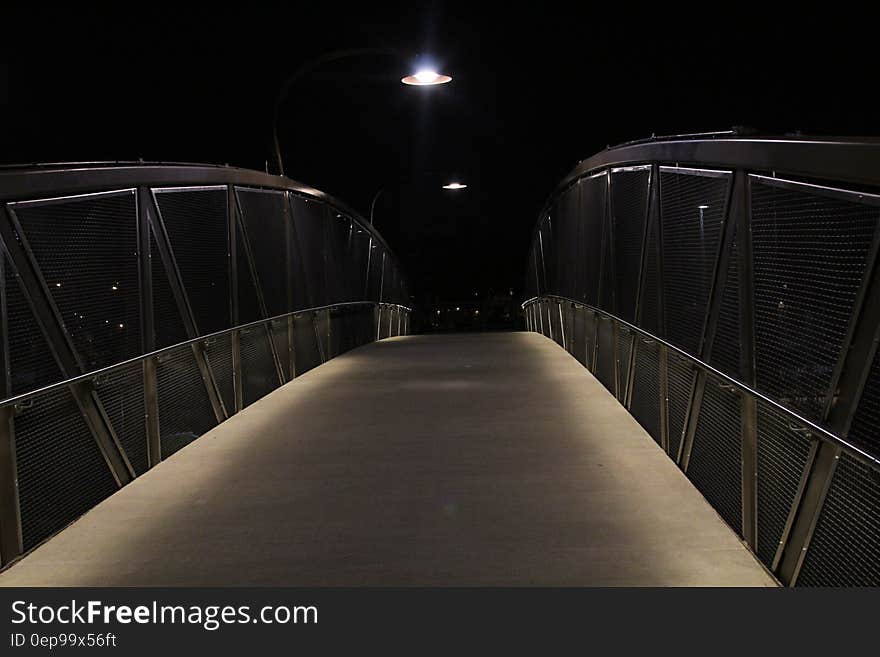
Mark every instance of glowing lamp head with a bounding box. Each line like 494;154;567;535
401;69;452;86
442;182;467;190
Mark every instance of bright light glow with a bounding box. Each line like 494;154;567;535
442;182;467;190
401;69;452;86
697;204;710;209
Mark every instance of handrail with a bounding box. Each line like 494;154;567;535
524;295;880;473
0;301;411;410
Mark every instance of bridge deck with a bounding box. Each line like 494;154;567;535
0;333;774;586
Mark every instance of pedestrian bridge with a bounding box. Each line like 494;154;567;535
0;135;879;586
0;332;772;586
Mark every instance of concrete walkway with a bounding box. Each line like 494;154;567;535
0;333;774;586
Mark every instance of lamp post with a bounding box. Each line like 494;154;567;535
368;174;467;226
271;48;452;177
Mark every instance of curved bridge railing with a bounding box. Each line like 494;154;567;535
523;136;880;586
0;163;410;567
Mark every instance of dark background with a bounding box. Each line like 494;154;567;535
1;2;874;329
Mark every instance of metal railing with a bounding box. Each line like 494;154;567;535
524;136;880;586
0;163;411;567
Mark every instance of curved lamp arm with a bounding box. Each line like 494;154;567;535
367;170;466;228
271;47;400;177
369;187;385;225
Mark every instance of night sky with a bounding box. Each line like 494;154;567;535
1;3;875;310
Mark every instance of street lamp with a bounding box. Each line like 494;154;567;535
401;70;453;86
369;174;468;226
271;49;452;177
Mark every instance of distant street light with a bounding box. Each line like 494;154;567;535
370;173;468;226
271;49;452;177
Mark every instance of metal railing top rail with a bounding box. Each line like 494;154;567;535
0;300;411;411
536;135;880;231
0;162;402;267
523;294;880;474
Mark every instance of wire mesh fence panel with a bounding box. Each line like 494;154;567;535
293;312;321;376
539;216;555;296
378;306;390;340
368;245;384;303
204;333;234;416
595;316;615;394
13;386;118;551
709;230;742;381
572;305;587;366
10;191;141;373
610;168;650;323
846;350;880;459
666;352;695;461
580;175;606;306
328;311;345;358
630;338;662;445
638;212;661;337
686;377;743;534
95;361;148;476
556;301;567;348
381;255;393;306
597;205;615;313
554;187;580;301
240;326;278;408
2;258;65;397
270;318;290;381
235;188;289;317
154;188;230;335
584;309;597;371
326;210;352;303
750;177;880;421
796;453;880;586
755;400;813;568
290;195;326;308
149;225;189;350
534;240;546;298
659;170;730;356
616;325;634;403
351;225;371;299
236;219;263;325
563;302;575;355
155;346;217;459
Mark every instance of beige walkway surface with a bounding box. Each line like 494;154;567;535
0;333;774;586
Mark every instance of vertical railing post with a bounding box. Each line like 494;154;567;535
658;344;670;454
0;405;21;566
137;187;161;468
733;171;759;551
